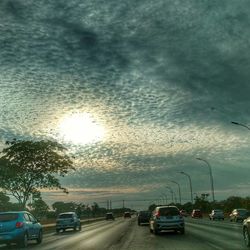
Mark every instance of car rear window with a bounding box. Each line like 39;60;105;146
238;210;247;215
214;210;223;213
58;214;73;219
0;213;18;222
159;207;179;216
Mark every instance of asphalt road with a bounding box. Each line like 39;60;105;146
0;217;248;250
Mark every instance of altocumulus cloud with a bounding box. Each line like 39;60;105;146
0;0;250;206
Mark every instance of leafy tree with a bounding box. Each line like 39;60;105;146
223;196;244;212
0;139;74;208
0;192;11;211
194;195;211;213
91;202;100;217
28;192;49;218
52;201;77;214
148;203;157;212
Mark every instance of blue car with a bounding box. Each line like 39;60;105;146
0;211;43;248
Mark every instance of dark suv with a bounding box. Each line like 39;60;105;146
137;211;151;225
124;212;131;218
56;212;81;233
230;209;250;222
209;209;224;220
105;213;115;220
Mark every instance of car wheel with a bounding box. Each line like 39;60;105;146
138;221;141;226
19;233;28;248
74;225;77;231
36;230;43;244
79;224;82;231
244;227;250;247
56;228;60;233
180;228;185;235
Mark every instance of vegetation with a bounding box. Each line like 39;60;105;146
148;195;250;214
0;139;74;209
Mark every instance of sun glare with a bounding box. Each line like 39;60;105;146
58;113;105;145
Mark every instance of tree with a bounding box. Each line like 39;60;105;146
0;139;74;208
0;192;11;211
28;192;49;218
52;201;77;214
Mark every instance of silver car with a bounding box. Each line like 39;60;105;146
149;206;185;235
56;212;81;233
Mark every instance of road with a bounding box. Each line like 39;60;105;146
0;217;248;249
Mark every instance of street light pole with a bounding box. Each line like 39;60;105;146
161;193;168;204
231;121;250;130
166;186;175;203
196;158;215;203
179;171;193;204
170;180;182;204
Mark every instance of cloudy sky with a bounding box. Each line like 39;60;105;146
0;0;250;209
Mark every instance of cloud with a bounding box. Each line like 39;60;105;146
1;0;250;205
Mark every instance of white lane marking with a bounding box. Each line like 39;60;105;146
207;242;224;250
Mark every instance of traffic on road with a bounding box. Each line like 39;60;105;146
0;208;249;249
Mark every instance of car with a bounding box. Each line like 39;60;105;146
180;210;188;217
209;209;224;220
191;209;203;218
243;216;250;247
124;212;131;218
56;212;81;233
230;208;250;222
149;206;185;235
0;211;43;248
137;211;151;225
105;212;115;220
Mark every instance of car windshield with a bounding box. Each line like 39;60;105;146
214;210;223;213
0;213;18;222
1;1;250;249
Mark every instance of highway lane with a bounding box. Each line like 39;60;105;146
118;217;247;250
0;216;248;249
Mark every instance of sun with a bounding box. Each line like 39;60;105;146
58;113;105;145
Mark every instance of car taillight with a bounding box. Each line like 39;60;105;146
155;212;160;218
16;222;24;228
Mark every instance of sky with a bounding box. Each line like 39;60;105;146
0;0;250;209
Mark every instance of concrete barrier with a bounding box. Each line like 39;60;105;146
42;217;105;232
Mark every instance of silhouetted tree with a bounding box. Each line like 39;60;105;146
0;139;74;208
